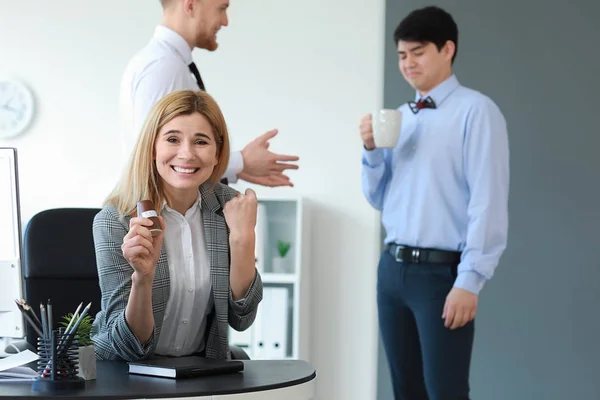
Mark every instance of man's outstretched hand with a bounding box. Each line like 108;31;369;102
238;129;299;187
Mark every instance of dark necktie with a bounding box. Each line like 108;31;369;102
408;96;436;114
188;62;206;91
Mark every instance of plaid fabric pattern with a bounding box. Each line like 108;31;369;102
91;182;263;361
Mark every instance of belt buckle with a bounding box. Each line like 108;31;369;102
411;249;420;264
394;245;403;262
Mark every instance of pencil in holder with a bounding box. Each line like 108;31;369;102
32;328;85;392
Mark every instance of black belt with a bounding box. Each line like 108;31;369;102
387;244;461;264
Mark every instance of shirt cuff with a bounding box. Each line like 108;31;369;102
362;148;385;166
223;151;244;183
453;270;486;295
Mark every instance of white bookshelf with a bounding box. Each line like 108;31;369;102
229;196;310;361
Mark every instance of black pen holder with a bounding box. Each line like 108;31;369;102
32;329;85;392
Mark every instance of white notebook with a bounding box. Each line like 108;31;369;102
0;350;39;382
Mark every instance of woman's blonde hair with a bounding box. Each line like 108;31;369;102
105;90;230;216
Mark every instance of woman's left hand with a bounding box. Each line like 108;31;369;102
223;188;258;236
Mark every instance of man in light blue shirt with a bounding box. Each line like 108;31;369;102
360;6;509;400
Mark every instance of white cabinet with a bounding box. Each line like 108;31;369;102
229;196;310;361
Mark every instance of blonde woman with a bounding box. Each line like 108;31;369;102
91;90;262;361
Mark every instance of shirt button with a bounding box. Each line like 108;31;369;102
183;319;188;324
188;288;193;292
187;253;192;259
175;346;181;351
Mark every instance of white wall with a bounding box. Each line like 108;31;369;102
0;1;385;399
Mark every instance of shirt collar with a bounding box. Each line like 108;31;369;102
154;25;193;65
161;190;203;214
414;74;460;107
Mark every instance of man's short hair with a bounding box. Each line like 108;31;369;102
393;6;459;63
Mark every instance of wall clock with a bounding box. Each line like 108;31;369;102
0;77;35;139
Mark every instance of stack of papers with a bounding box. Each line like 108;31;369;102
0;350;39;382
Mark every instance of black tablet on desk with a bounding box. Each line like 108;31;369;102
128;356;244;379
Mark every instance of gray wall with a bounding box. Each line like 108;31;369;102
378;1;600;399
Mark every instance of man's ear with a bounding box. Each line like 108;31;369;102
183;0;197;16
443;40;456;61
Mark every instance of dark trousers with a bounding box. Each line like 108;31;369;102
377;250;474;400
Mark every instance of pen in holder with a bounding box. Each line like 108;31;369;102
32;328;85;392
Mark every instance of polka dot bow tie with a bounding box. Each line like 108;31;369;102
408;96;437;114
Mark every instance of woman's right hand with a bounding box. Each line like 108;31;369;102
121;216;165;283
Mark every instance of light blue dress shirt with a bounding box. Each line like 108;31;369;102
362;75;509;295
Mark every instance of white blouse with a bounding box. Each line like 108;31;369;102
154;195;213;356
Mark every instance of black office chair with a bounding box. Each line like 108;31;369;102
22;208;249;360
22;208;103;349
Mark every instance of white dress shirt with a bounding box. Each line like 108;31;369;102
155;194;214;356
119;25;243;182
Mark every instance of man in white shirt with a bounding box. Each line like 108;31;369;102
120;0;299;187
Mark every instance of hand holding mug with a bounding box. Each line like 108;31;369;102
360;110;403;150
359;113;375;150
372;109;403;148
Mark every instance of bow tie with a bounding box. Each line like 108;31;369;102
408;96;436;114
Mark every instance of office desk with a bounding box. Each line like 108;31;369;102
0;359;316;399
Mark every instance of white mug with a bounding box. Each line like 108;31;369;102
372;109;402;148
